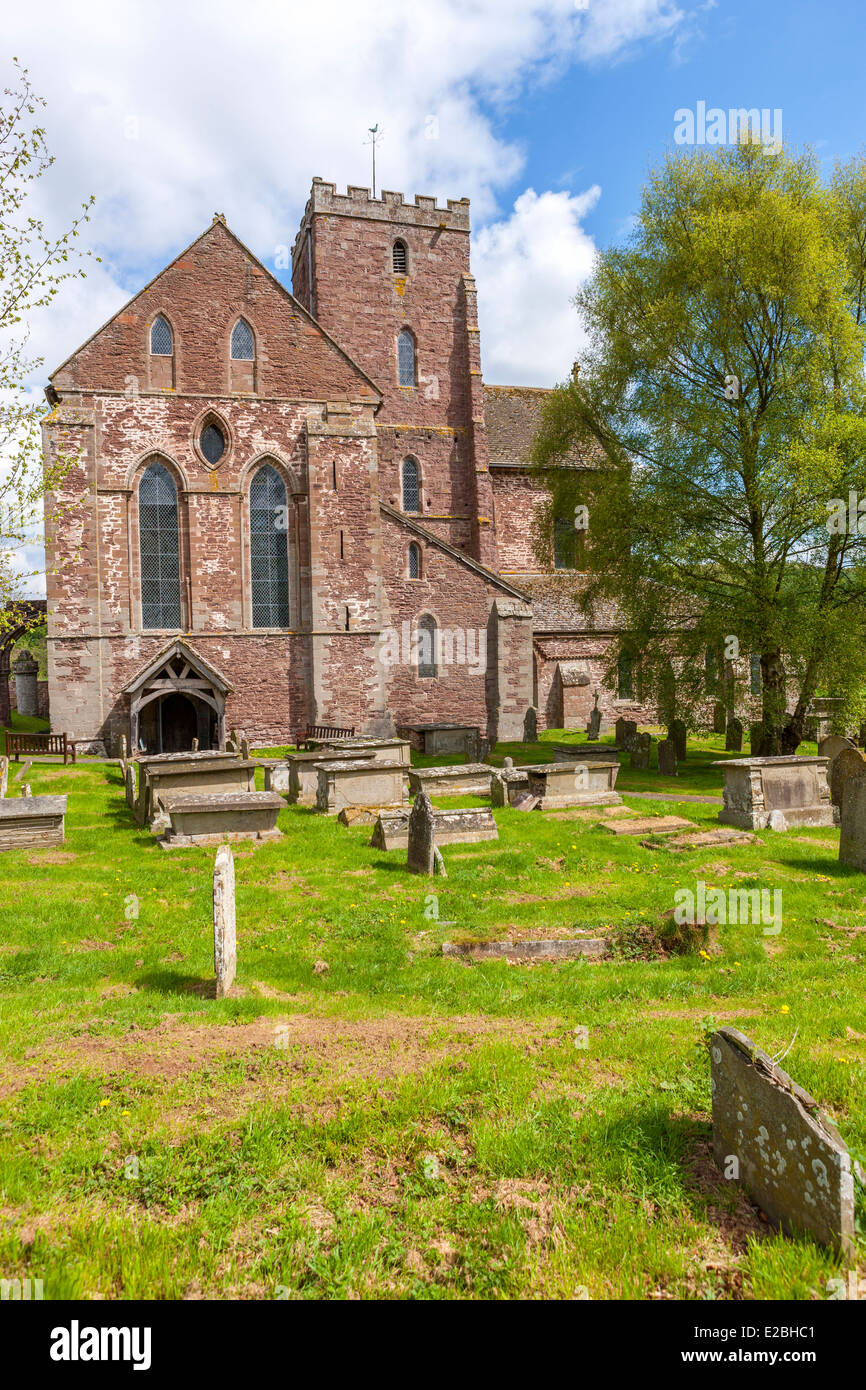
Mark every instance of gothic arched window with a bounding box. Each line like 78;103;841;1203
417;614;437;678
249;464;290;628
408;542;421;579
231;318;255;360
393;239;408;273
150;315;173;355
617;652;634;701
139;461;181;630
402;457;419;512
397;329;416;387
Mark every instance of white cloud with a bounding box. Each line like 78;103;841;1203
474;186;600;386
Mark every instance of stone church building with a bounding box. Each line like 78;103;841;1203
43;178;649;754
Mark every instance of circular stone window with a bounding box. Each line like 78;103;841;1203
200;422;226;466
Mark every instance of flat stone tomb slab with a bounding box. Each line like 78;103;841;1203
711;1027;854;1253
306;737;411;766
713;756;837;830
526;760;622;810
338;803;405;826
397;723;480;756
0;795;67;852
407;763;494;798
443;937;606;961
371;805;499;851
641;827;756;852
316;760;407;815
551;744;622;763
603;815;696;836
142;759;256;829
266;748;376;802
159;790;285;848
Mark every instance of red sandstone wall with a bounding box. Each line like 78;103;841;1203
492;471;551;572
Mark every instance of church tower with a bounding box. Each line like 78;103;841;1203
291;180;495;567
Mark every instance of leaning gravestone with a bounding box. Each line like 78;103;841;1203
586;692;601;742
630;732;651;771
725;717;743;753
0;756;7;800
125;762;136;808
712;702;727;735
839;763;866;871
657;738;678;777
669;719;687;762
119;734;127;774
523;707;537;743
241;737;250;761
711;1026;855;1253
831;746;866;815
407;790;436;875
213;845;236;998
749;722;764;755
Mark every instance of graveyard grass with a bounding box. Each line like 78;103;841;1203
1;731;864;1300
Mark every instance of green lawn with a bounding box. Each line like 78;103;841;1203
0;734;863;1300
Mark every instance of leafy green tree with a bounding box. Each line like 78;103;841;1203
532;139;866;754
0;59;95;634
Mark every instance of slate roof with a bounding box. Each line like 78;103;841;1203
502;572;624;634
484;384;595;470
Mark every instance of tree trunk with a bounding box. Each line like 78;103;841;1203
760;649;787;756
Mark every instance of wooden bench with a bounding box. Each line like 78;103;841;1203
297;722;355;749
4;731;78;765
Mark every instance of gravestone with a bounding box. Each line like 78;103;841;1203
839;762;866;870
711;1026;854;1253
725;717;743;753
22;784;32;798
615;719;637;752
407;790;436;875
712;702;727;735
192;737;199;752
213;845;236;998
503;756;514;770
657;738;678;777
240;738;250;761
715;755;836;829
12;650;38;717
0;796;67;851
859;722;866;751
225;739;237;754
119;734;127;772
0;756;7;800
125;763;136;808
523;706;537;743
749;722;763;754
669;719;687;762
630;732;651;771
830;746;866;815
586;692;601;742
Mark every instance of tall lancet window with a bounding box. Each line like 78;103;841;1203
397;329;416;387
250;464;290;628
139;461;181;630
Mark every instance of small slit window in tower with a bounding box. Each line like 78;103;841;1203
345;606;350;632
402;457;419;512
200;422;226;465
393;240;407;273
408;542;420;579
397;330;415;387
230;318;255;360
150;316;173;355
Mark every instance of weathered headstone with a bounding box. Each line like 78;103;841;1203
125;762;136;808
630;732;651;770
12;650;38;717
749;721;763;754
119;734;127;772
225;739;237;754
586;692;601;742
21;784;32;798
503;756;514;770
407;790;436;875
711;1026;855;1253
433;846;447;877
0;756;7;800
192;737;199;752
839;763;866;871
240;738;250;761
712;702;727;735
213;845;236;998
616;718;638;752
669;718;687;762
657;738;678;777
725;717;743;753
523;706;537;743
830;746;866;814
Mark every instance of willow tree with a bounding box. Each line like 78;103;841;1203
0;60;94;631
532;140;866;754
